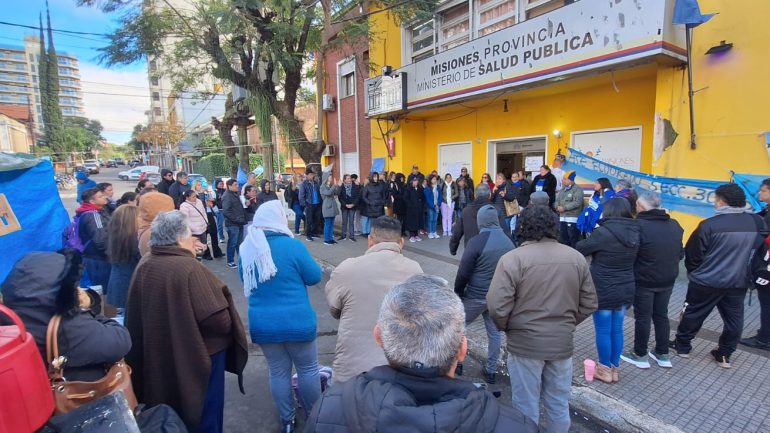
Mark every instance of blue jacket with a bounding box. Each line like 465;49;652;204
242;232;322;344
299;179;321;208
423;185;443;210
577;189;615;234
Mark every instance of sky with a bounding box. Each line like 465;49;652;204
0;0;149;144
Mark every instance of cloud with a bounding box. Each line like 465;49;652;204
79;62;149;144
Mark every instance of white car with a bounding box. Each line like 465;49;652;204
119;165;160;181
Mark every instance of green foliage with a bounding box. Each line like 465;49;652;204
195;152;287;179
197;134;224;156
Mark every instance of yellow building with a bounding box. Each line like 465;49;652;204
364;0;770;233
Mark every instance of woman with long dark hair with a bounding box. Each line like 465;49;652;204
404;176;425;242
576;198;639;384
390;173;407;234
577;177;615;235
106;205;141;316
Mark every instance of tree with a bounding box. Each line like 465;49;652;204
79;0;437;170
38;9;65;160
127;124;147;152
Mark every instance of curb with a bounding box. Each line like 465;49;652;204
570;386;686;433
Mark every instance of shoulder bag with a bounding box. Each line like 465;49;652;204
503;186;520;216
46;315;138;415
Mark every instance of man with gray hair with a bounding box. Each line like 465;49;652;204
324;216;423;383
306;274;536;433
621;191;685;369
450;183;510;255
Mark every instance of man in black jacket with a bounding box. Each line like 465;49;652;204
672;184;766;368
338;174;361;242
742;178;770;350
454;205;513;383
222;179;246;268
450;184;509;255
621;191;684;369
299;170;322;241
157;169;175;195
167;171;190;208
305;274;537;433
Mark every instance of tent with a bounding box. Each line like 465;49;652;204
0;152;70;284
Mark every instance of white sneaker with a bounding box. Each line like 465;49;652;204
649;351;673;368
409;237;417;243
416;236;422;242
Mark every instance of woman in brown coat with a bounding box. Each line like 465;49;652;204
126;210;248;433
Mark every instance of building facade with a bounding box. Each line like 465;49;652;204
0;36;85;135
363;0;770;233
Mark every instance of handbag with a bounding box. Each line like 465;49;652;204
503;186;520;216
46;314;138;415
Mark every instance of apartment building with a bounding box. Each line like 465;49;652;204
0;36;85;134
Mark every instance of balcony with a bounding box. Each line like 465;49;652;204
367;0;686;116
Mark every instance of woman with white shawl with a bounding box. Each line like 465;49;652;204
239;200;323;433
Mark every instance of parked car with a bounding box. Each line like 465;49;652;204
105;160;117;168
83;162;100;174
145;172;162;185
114;157;125;166
118;165;160;181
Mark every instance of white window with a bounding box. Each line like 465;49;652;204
340;72;355;98
439;3;470;51
476;0;518;36
409;20;436;62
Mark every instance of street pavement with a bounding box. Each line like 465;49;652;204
63;168;615;432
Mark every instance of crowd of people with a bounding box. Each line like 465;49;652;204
3;160;768;433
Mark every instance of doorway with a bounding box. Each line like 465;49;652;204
488;137;547;179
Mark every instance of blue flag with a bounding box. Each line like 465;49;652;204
673;0;715;27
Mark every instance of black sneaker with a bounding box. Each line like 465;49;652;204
669;340;690;358
455;362;463;376
740;336;770;351
306;236;314;242
338;236;346;241
482;368;496;384
323;240;334;246
281;420;295;433
710;349;731;369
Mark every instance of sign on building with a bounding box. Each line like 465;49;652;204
397;0;685;111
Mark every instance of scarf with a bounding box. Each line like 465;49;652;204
239;200;294;298
715;206;751;215
75;202;102;214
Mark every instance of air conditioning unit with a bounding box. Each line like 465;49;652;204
322;144;336;156
322;94;335;112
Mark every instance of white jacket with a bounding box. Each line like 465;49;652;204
180;199;208;235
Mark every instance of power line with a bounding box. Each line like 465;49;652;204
0;20;110;37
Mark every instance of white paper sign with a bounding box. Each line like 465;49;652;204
525;156;544;172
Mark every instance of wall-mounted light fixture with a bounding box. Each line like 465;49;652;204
706;40;733;55
503;99;509;113
553;129;562;139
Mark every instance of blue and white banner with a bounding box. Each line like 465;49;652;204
566;149;761;218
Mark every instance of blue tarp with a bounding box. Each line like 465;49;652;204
0;156;70;284
566;149;762;218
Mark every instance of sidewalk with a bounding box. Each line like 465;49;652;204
299;230;770;433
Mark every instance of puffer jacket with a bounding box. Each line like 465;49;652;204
635;209;685;289
576;217;640;310
362;175;387;218
685;209;765;289
304;365;538;433
179;199;208;235
455;205;514;299
1;252;131;382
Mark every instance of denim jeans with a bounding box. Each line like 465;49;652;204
361;216;371;235
559;221;581;248
426;208;438;234
225;225;244;264
463;298;503;373
633;286;673;356
291;203;305;234
323;217;335;242
197;351;225;433
508;354;572;433
674;283;747;356
215;211;225;240
593;306;626;367
341;208;355;238
260;341;321;424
